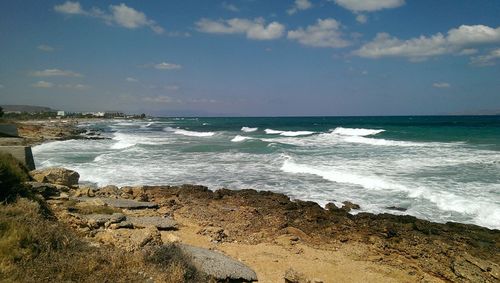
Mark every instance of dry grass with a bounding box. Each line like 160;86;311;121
0;153;207;282
0;199;208;283
0;198;147;282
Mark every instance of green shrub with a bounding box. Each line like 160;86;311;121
0;153;31;202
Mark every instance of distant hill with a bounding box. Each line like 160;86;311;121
1;105;54;113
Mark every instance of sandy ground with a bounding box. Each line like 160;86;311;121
163;214;441;283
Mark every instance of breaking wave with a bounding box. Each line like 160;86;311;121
231;135;253;142
164;127;215;137
264;129;315;136
241;127;258;132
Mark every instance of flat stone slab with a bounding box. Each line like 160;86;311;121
179;244;257;282
76;197;158;209
127;216;177;230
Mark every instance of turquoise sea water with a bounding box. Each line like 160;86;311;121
33;116;500;229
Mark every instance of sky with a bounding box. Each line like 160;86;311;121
0;0;499;116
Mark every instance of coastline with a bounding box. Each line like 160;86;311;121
19;119;500;282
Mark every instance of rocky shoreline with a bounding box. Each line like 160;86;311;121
13;119;500;282
15;118;109;145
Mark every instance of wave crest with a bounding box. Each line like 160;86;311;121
265;129;315;136
241;127;258;132
331;127;385;136
231;135;253;142
164;127;214;137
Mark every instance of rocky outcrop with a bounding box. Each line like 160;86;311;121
30;167;79;186
178;244;258;282
77;197;158;209
127;216;177;230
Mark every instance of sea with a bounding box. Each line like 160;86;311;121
32;116;500;230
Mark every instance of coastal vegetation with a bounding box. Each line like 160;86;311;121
0;154;205;282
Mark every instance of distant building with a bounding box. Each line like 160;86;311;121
57;111;66;117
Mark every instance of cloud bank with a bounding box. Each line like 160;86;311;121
354;24;500;61
196;17;285;40
54;1;164;34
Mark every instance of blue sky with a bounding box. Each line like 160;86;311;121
0;0;499;116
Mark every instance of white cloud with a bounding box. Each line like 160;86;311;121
287;0;313;15
37;44;55;52
470;48;500;66
126;77;139;82
354;24;500;61
222;2;239;12
332;0;405;12
287;18;350;48
54;1;84;14
32;68;82;77
54;2;164;34
154;62;182;70
355;14;367;24
32;81;54;88
433;82;451;88
196;17;285;40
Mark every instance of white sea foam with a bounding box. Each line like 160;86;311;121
111;133;140;149
174;129;214;137
281;158;500;229
264;129;315;136
241;126;258;132
281;158;405;191
342;136;423;147
164;127;215;137
280;131;315;137
231;135;253;142
111;132;171;149
264;129;283;134
331;127;385;136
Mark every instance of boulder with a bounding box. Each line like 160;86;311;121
30;167;79;186
178;244;257;282
341;201;360;212
127;216;177;230
130;226;163;248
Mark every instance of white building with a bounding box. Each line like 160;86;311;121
57;111;65;117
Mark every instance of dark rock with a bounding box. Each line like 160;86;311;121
341;201;360;212
77;197;158;209
127;216;177;230
24;182;60;198
386;206;407;212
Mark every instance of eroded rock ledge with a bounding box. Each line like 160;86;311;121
25;168;500;282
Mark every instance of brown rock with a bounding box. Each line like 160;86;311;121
131;226;163;248
341;201;360;212
74;186;96;197
284;268;309;283
30;167;79;186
